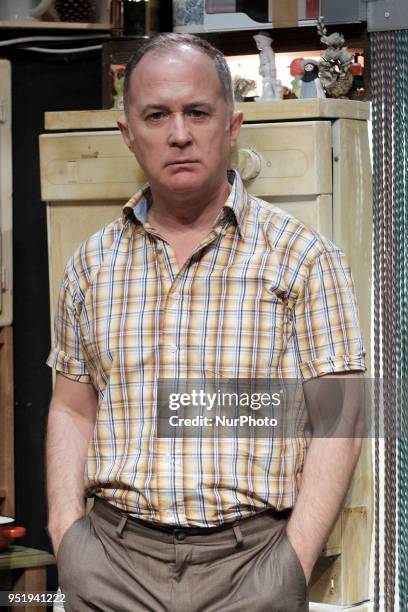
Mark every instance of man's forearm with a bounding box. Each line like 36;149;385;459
46;399;95;551
286;436;362;581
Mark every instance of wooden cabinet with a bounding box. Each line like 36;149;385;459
40;99;373;607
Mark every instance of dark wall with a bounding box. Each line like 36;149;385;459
1;43;101;589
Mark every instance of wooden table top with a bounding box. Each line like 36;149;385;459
0;546;55;571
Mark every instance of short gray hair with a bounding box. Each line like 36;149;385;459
123;33;234;118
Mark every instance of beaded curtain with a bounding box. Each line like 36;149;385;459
371;30;408;611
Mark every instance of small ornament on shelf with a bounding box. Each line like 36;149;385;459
300;58;326;99
348;53;367;100
111;64;126;110
253;32;283;101
233;76;257;102
317;16;354;99
289;57;304;98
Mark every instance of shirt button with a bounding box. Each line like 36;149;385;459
169;345;178;353
175;531;186;541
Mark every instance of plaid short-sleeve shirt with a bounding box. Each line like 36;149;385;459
47;170;365;527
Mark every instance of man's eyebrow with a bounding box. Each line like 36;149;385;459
184;101;214;109
140;101;214;114
140;104;170;114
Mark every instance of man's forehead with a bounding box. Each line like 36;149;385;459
130;45;218;82
126;46;226;110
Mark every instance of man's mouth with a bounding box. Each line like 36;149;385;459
167;160;199;166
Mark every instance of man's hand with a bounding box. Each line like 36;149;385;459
46;373;98;558
285;372;365;584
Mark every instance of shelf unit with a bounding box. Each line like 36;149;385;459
0;20;112;30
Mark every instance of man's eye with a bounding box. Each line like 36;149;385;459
147;112;166;121
190;110;207;119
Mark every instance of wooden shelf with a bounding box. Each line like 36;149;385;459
0;20;112;30
236;99;371;122
0;546;55;572
45;109;122;130
44;100;371;131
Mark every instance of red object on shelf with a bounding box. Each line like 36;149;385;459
351;63;364;76
0;519;26;552
306;0;320;18
290;57;305;77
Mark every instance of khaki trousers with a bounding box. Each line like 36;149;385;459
57;498;308;612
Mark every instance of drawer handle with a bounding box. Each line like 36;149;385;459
237;148;263;181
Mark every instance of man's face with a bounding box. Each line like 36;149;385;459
118;45;243;197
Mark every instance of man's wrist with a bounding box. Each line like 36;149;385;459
47;500;86;538
47;511;85;557
47;512;84;534
285;520;320;584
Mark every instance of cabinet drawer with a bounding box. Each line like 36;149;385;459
40;121;333;202
234;121;333;197
40;132;145;202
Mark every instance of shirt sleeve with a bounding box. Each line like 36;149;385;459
293;248;366;381
46;263;92;383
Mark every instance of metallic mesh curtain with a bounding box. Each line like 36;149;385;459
371;30;408;611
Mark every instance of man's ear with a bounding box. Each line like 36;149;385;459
117;119;134;151
229;110;244;146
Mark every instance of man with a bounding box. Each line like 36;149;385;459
46;33;366;612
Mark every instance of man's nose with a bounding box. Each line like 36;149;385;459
168;113;192;147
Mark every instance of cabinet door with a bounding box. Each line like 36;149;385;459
332;118;372;370
262;195;333;240
47;201;123;317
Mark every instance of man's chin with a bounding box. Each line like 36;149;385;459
162;172;205;194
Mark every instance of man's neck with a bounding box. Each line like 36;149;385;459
147;179;231;233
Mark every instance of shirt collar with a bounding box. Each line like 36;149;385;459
122;169;248;237
223;169;249;237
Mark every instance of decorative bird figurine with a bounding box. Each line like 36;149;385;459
317;17;354;98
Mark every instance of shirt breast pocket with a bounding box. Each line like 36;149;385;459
207;287;292;378
251;291;291;372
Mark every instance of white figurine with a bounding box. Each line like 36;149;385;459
253;33;283;101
